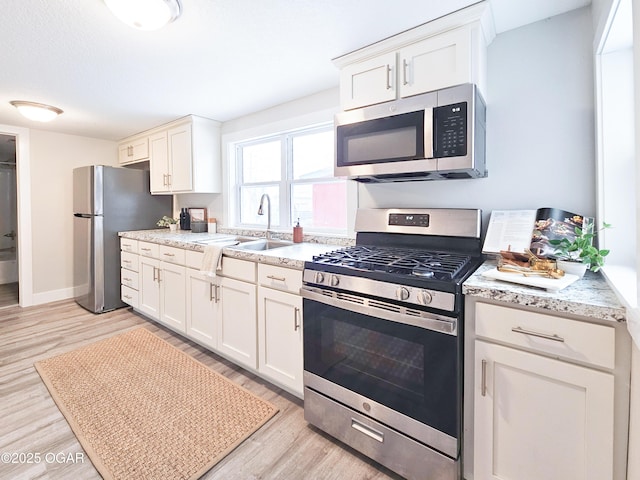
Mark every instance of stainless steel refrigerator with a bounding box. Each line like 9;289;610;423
73;165;172;313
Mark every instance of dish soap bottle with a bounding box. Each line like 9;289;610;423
293;218;303;243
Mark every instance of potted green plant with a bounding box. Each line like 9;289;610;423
157;215;178;232
549;221;611;276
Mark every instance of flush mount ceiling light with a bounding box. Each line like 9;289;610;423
104;0;182;31
9;101;63;122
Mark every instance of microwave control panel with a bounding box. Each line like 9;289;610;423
433;102;467;158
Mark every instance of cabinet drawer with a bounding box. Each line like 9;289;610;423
220;257;256;283
186;250;204;269
120;268;139;290
475;303;615;370
121;285;139;308
159;245;186;265
120;238;138;253
138;241;159;259
120;251;139;272
258;264;302;294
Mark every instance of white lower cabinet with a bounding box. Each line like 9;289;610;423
185;268;219;349
138;255;186;332
138;256;161;320
469;301;621;480
257;286;303;395
217;276;257;370
159;262;186;332
473;340;614;480
121;240;306;398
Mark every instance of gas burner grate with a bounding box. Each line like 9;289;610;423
312;245;472;281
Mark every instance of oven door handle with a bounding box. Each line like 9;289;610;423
300;286;457;336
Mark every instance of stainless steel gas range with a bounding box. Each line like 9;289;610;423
301;208;483;480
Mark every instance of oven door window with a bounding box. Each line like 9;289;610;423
303;298;458;438
336;110;425;166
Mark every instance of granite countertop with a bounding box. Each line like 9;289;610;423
463;261;626;323
119;229;347;270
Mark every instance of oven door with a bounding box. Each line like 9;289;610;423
301;286;461;458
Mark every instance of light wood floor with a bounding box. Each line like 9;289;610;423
0;300;402;480
0;282;19;309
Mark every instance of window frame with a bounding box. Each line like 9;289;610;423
233;122;347;234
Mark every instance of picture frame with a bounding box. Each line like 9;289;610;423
188;207;207;222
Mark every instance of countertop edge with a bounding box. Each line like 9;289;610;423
463;261;626;323
118;229;343;271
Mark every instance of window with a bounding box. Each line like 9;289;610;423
234;125;347;234
595;0;636;307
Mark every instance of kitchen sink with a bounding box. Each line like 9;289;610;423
228;239;293;251
195;236;256;245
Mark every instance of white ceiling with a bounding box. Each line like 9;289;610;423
0;0;590;142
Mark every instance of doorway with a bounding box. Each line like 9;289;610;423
0;134;18;307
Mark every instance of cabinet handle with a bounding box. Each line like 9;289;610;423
123;277;132;282
122;259;131;265
267;275;286;282
481;359;487;397
208;283;220;303
127;145;133;157
511;326;565;343
141;247;151;252
402;59;409;85
163;174;168;186
386;64;392;90
294;307;301;331
167;174;172;186
157;268;161;283
163;253;175;257
124;294;132;300
152;266;157;282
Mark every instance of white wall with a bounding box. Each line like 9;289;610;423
359;7;596;232
29;130;117;303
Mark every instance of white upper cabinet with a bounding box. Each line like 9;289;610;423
335;1;494;110
150;115;221;194
118;134;149;165
119;115;221;194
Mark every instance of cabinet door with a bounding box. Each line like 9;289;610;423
149;131;170;193
399;27;470;98
474;340;615;480
168;123;193;192
340;51;397;110
218;277;257;369
138;256;160;320
257;286;303;395
186;268;219;349
118;137;149;164
159;262;186;332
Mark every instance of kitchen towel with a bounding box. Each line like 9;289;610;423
201;242;238;277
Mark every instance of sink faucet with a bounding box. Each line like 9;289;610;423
257;194;272;240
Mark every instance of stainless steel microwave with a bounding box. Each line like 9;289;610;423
334;83;486;182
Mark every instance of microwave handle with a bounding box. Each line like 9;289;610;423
424;107;434;159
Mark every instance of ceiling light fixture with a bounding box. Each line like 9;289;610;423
104;0;182;31
9;101;64;122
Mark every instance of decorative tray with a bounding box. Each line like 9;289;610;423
481;268;580;292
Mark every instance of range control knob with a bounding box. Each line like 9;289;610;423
314;272;325;284
330;275;340;287
417;290;433;305
396;287;410;301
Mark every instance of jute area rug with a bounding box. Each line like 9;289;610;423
34;327;279;480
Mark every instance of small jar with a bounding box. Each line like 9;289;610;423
208;217;217;233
